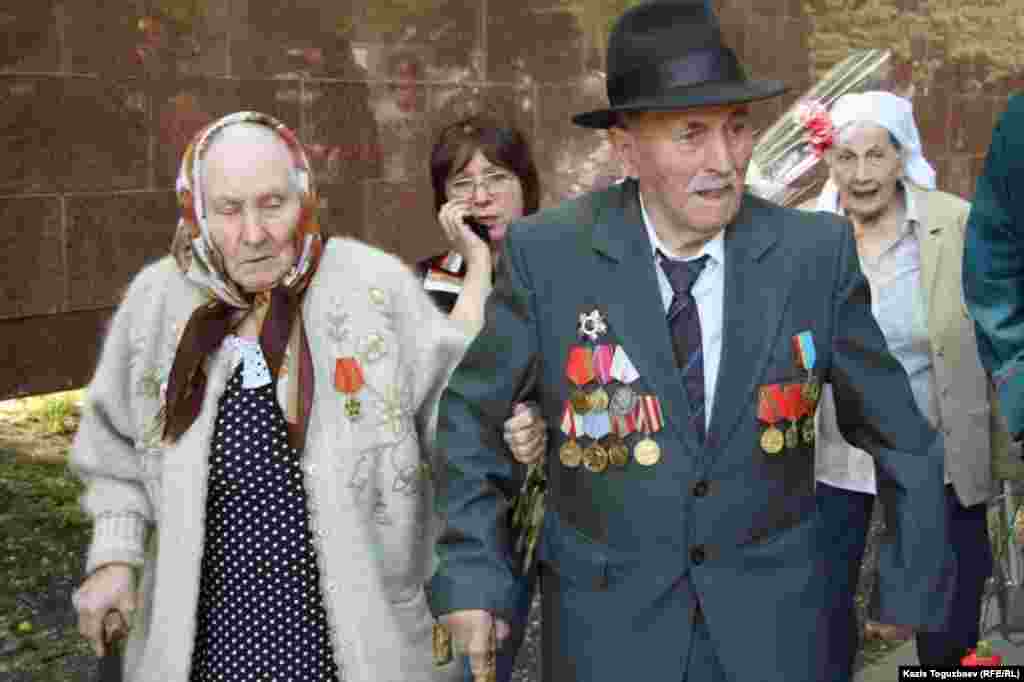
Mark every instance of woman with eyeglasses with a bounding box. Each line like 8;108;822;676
418;116;541;315
418;116;544;682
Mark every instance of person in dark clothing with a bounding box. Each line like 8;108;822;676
418;116;545;682
418;116;541;316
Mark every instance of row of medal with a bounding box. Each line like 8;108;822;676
559;309;665;471
757;383;816;455
757;332;822;455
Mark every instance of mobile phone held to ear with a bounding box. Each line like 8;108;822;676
463;216;491;244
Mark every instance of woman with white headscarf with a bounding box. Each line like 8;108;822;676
803;91;1009;669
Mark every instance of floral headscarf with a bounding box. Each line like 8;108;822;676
164;111;323;451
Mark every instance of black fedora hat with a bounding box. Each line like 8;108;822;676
573;0;787;129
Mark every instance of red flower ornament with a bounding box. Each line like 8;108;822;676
796;100;836;158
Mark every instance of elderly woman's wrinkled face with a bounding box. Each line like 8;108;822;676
203;127;301;293
827;123;904;224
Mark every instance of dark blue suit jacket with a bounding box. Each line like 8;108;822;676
429;180;954;681
964;93;1024;438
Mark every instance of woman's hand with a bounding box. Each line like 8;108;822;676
438;199;491;272
503;402;547;465
72;563;137;657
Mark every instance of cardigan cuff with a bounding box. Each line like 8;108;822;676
86;512;148;575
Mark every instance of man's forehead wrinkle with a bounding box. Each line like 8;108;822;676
639;105;751;129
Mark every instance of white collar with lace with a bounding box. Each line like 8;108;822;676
223;335;272;389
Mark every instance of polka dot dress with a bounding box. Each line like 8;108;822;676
189;352;341;681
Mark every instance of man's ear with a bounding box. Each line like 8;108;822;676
607;126;638;178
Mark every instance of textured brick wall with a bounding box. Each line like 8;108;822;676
2;0;1021;398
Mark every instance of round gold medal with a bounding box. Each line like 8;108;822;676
588;387;610;412
760;426;784;455
603;436;630;468
801;417;815;446
583;443;609;473
634;437;661;466
785;422;799;449
559;439;583;468
570;388;592;415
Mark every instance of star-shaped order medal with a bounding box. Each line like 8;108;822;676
578;308;608;342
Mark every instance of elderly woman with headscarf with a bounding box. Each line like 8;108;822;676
803;91;1010;669
67;111;541;682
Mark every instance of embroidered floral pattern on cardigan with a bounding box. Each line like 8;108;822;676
330;289;425;526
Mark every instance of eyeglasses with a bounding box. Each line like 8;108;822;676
446;171;517;199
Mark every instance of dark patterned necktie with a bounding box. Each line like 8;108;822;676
660;254;709;444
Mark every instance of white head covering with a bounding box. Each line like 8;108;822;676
816;91;936;213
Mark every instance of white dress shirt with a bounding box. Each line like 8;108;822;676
640;193;725;431
815;185;943;494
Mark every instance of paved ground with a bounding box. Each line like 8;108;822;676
855;602;1024;681
855;636;1024;682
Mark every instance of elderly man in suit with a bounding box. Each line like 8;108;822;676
427;2;954;681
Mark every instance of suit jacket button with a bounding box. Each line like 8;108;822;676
693;480;710;497
690;545;706;565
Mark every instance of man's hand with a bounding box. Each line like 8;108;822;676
443;609;512;681
503;401;547;465
72;563;137;657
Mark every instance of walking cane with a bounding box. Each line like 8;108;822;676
433;614;497;682
481;615;497;682
95;610;126;682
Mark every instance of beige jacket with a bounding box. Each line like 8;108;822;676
70;238;468;681
803;184;1013;506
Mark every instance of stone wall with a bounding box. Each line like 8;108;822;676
2;0;1021;398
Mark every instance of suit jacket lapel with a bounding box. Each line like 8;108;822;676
589;180;699;453
913;185;944;331
707;197;795;453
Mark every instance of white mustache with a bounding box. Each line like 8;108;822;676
688;176;733;193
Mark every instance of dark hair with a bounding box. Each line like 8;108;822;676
429;116;541;215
